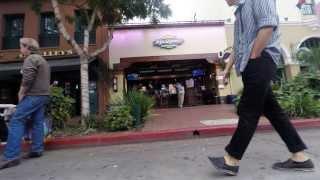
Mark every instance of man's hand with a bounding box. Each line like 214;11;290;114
18;86;27;102
18;92;25;102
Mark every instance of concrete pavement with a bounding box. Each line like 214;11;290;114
1;129;319;180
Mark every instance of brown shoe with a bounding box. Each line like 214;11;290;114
0;158;21;170
272;159;315;172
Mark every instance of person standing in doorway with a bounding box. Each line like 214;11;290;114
208;0;314;176
176;82;185;108
0;38;50;170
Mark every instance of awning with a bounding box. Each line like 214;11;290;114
0;58;96;80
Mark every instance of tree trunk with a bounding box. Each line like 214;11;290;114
80;55;90;125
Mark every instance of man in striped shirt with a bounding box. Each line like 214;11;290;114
208;0;314;176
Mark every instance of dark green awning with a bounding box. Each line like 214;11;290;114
0;58;96;80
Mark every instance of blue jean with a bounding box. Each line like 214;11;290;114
4;96;49;160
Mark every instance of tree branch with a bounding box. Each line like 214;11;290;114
83;7;97;54
88;7;97;32
51;0;84;56
90;29;113;57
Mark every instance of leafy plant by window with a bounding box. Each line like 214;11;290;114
49;86;75;129
104;105;134;131
296;47;320;73
105;91;155;131
124;91;155;127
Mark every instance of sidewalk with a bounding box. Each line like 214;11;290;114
1;105;320;151
1;129;319;180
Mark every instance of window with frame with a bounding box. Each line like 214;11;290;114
74;11;96;44
39;12;59;47
2;14;24;49
301;0;315;15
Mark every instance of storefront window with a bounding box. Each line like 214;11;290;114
2;14;24;49
39;12;59;47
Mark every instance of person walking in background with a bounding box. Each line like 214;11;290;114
0;38;50;170
176;82;185;108
208;0;314;176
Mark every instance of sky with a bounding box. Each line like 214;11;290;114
131;0;307;23
162;0;302;22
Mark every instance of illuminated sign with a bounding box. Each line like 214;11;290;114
153;35;184;49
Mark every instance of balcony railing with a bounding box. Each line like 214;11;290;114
2;36;22;49
39;33;60;47
74;31;96;44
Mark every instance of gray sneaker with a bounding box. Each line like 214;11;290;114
0;158;21;170
272;159;315;172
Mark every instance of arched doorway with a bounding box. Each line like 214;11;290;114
299;37;320;49
297;36;320;73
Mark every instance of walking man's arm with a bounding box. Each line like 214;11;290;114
250;28;274;59
250;0;278;59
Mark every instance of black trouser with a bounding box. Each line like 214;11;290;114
225;52;307;160
0;117;8;142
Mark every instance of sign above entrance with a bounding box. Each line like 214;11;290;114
19;49;74;58
153;35;184;49
42;49;73;57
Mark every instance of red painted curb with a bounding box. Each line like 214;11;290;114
1;119;320;151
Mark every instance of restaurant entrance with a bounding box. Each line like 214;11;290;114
125;59;218;108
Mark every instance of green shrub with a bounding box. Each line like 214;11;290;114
83;114;101;129
49;86;75;129
274;72;320;118
106;91;155;130
124;91;155;127
104;105;134;131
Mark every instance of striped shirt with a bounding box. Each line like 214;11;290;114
233;0;281;75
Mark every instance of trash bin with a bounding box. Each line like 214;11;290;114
213;96;221;104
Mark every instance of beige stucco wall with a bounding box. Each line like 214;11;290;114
109;26;228;68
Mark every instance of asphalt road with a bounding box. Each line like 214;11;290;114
1;129;319;180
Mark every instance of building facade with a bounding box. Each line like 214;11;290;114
108;22;232;107
0;0;109;114
108;0;320;105
1;0;320;112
